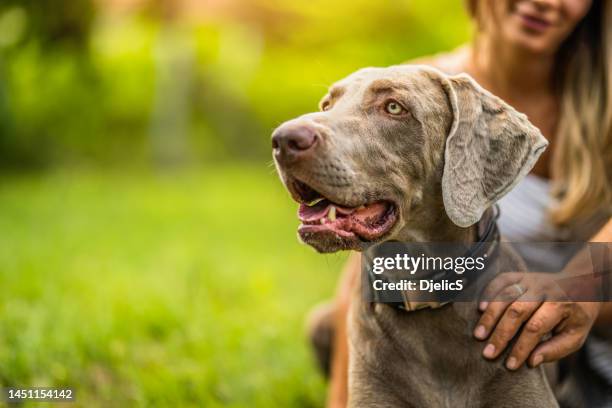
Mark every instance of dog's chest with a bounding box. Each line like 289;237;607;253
348;301;488;405
347;300;556;408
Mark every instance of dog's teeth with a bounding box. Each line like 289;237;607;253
328;206;336;221
306;198;324;206
357;205;365;211
320;218;325;224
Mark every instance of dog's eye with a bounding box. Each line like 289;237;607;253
384;100;405;115
321;101;331;111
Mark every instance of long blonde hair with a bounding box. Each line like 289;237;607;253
467;0;612;225
551;0;612;224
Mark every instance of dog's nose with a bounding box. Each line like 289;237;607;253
272;124;318;161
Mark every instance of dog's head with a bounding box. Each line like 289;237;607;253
272;65;547;253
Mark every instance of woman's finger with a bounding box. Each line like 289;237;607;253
474;283;526;340
474;300;512;339
479;272;523;310
527;329;586;367
505;302;564;370
482;295;542;360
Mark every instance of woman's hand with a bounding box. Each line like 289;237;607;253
473;271;601;370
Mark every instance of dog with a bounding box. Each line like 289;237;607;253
272;65;557;407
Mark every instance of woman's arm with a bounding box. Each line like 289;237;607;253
596;303;612;325
592;218;612;326
475;217;612;370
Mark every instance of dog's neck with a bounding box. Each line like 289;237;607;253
399;218;476;244
395;203;477;245
374;205;499;311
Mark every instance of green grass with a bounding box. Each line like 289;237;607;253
0;165;348;407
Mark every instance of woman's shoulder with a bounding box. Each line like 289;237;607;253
404;45;470;75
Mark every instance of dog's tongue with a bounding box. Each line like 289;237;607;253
298;200;393;240
298;200;329;221
298;200;355;222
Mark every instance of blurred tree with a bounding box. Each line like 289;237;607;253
0;0;94;51
148;0;194;168
0;0;96;168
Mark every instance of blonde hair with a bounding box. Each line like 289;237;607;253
467;0;612;225
551;0;612;224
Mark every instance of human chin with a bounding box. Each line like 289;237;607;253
503;15;562;55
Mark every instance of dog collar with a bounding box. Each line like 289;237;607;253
369;205;501;312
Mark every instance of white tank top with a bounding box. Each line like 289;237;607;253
498;174;566;241
497;174;609;271
498;174;607;243
497;175;569;271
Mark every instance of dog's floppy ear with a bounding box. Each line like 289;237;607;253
440;73;548;227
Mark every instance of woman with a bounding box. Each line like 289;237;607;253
315;1;612;406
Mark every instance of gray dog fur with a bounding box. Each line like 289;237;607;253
273;65;557;407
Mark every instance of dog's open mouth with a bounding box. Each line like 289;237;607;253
290;179;397;243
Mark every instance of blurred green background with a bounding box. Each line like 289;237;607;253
0;0;470;406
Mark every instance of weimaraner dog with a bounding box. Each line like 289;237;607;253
272;65;557;407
